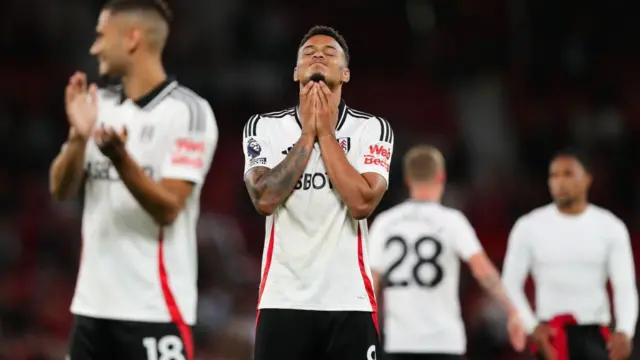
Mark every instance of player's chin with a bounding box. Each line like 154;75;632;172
553;196;573;208
98;62;112;77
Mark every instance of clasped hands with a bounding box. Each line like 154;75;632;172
298;80;340;141
65;71;128;163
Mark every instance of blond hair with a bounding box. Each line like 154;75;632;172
403;145;445;182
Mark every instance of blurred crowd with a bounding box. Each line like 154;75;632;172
1;0;640;359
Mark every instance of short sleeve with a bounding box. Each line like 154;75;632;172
160;99;218;185
368;214;389;273
355;118;394;188
450;211;483;260
242;115;277;176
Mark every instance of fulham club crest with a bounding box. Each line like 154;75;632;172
337;137;351;154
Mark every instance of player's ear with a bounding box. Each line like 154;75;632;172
584;173;593;189
126;28;143;53
342;67;350;83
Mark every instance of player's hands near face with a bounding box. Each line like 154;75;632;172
298;81;317;140
65;71;98;140
315;81;339;139
532;324;557;360
94;125;128;162
608;332;632;360
507;313;527;352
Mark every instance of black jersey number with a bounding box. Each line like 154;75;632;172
384;236;444;288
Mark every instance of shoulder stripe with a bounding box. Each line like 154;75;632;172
244;115;262;137
375;117;392;142
261;107;295;118
243;115;256;138
347;108;370;120
244;115;258;138
349;108;375;118
251;115;261;136
375;117;385;141
168;87;206;133
178;86;207;132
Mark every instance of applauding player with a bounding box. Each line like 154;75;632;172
243;26;394;360
50;1;217;359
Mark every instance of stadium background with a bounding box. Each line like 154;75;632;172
2;0;640;359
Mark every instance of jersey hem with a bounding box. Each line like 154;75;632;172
70;308;196;326
384;349;465;355
258;303;374;312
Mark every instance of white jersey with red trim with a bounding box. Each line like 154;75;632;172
368;201;483;354
242;100;394;312
69;80;217;325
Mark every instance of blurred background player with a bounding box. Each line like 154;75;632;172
242;26;394;360
502;149;638;360
369;145;526;360
48;0;218;359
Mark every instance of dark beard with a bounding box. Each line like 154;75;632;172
309;73;325;83
554;197;577;209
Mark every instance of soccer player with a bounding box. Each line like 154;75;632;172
368;145;526;360
48;1;218;359
502;149;638;360
242;25;393;360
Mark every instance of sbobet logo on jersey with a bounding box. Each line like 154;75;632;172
295;172;334;191
363;144;391;171
87;160;154;181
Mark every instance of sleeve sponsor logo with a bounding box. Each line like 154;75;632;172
247;138;262;159
363;144;391;172
171;155;203;169
176;138;205;153
368;144;391;160
249;157;267;166
171;138;205;169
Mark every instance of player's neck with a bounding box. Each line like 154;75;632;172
556;200;589;215
122;58;167;101
409;187;441;203
331;84;342;99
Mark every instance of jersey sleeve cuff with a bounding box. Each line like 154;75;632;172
524;317;539;334
616;326;635;339
358;169;389;189
244;164;273;177
161;169;204;185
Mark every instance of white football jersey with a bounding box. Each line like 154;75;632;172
369;201;483;354
69;80;218;325
503;204;638;338
242;100;394;312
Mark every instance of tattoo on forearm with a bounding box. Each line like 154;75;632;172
246;138;311;208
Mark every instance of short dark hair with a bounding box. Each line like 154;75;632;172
104;0;173;23
552;147;592;173
298;25;350;64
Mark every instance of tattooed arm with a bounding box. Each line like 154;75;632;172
245;134;315;216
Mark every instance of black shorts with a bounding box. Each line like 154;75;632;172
385;354;463;360
254;309;380;360
534;325;609;360
68;315;193;360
